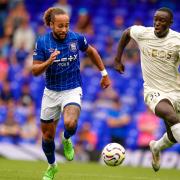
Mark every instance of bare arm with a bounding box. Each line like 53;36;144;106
114;28;132;73
86;45;106;71
85;45;111;89
32;50;60;76
32;60;51;76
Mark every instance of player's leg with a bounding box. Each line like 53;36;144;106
151;120;175;151
41;120;59;165
61;87;82;161
151;99;177;151
145;91;178;171
41;121;56;165
40;89;61;180
149;121;175;172
41;120;58;180
155;99;180;142
62;104;80;161
149;99;179;171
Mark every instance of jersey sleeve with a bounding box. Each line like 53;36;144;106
77;34;89;52
33;37;45;61
130;25;146;42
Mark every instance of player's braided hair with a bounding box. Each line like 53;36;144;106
43;7;67;27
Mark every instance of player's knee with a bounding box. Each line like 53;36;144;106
165;113;179;126
64;118;77;130
65;123;77;132
43;131;55;141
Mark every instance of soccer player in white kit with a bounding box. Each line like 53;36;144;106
114;7;180;172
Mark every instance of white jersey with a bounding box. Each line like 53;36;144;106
130;25;180;92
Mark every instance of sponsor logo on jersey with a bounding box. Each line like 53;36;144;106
53;54;78;65
142;47;175;61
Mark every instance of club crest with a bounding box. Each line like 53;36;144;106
69;42;77;52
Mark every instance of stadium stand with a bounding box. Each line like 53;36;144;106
0;0;180;161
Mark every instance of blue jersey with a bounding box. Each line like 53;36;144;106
33;31;88;91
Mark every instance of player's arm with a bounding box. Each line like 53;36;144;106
32;50;60;76
85;45;111;89
114;28;132;74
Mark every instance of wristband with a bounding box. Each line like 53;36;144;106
100;69;108;76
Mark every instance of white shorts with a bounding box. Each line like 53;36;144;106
40;87;83;121
144;88;180;117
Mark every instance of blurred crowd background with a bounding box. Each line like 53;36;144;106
0;0;180;161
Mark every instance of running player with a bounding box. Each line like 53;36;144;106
32;7;111;180
114;7;180;172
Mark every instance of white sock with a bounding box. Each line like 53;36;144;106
154;133;174;151
171;123;180;143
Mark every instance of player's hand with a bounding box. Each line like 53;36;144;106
114;58;125;74
100;75;111;89
48;50;60;64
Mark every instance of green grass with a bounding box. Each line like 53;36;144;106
0;158;180;180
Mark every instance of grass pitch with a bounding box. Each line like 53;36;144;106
0;158;180;180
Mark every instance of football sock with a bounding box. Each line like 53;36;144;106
154;133;174;151
42;139;55;164
50;161;57;167
171;123;180;143
64;126;77;139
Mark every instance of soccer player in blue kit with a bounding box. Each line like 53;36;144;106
32;7;111;180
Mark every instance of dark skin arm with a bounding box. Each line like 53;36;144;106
114;28;132;74
86;45;111;89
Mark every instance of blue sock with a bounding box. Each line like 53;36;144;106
64;126;77;139
42;139;55;164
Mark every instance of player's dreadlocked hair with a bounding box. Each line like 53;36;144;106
157;7;173;20
43;7;67;27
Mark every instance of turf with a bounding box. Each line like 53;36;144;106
0;158;180;180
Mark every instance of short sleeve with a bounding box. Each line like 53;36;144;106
33;37;45;61
130;25;146;42
77;34;89;52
